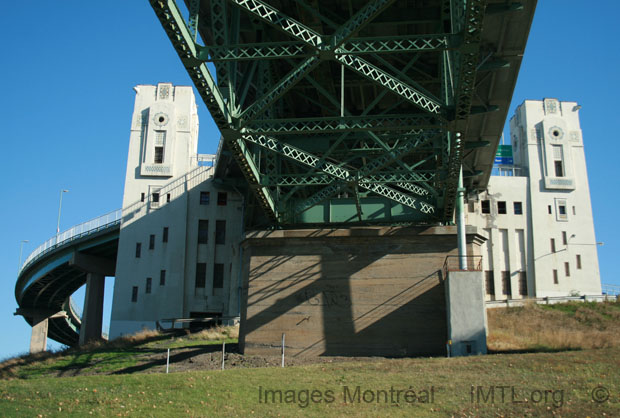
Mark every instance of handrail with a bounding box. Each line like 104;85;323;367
18;209;122;276
18;165;215;277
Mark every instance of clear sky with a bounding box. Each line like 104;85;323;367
1;1;617;360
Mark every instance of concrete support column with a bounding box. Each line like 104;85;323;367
30;315;49;353
79;273;105;346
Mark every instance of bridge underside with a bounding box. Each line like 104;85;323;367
151;0;536;228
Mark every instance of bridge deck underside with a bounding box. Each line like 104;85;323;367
15;231;119;346
151;0;536;228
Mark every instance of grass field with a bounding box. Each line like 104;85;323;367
1;302;619;417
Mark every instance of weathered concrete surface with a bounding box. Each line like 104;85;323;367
239;226;485;357
445;270;487;356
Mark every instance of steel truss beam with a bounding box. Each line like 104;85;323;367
150;0;494;226
226;0;323;47
336;54;443;114
244;114;441;135
242;133;438;215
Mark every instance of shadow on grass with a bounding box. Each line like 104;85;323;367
112;343;240;375
0;331;182;379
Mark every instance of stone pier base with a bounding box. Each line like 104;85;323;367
239;226;485;357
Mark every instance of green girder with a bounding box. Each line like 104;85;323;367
148;0;492;227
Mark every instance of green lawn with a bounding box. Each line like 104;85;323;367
1;348;619;417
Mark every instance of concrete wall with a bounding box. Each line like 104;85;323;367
110;84;243;339
239;226;486;357
445;271;487;356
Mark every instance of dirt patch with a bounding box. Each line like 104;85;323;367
111;344;384;376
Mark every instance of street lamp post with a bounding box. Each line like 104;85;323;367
18;239;29;273
56;189;69;235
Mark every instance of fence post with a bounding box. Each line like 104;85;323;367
281;333;285;368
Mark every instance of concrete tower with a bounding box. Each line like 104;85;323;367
110;84;243;338
467;99;602;300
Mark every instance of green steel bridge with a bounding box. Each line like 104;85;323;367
150;0;536;228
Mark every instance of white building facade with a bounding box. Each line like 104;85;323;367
109;84;244;338
467;98;602;300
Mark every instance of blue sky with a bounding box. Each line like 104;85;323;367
1;1;617;360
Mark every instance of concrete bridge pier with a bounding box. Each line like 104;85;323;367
79;273;105;346
69;252;115;346
13;309;68;353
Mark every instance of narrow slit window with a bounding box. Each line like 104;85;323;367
213;264;224;289
565;262;570;277
198;220;209;244
163;227;169;243
195;263;206;288
501;271;511;296
485;271;495;296
131;286;138;302
149;234;155;250
553;269;559;284
519;271;527;296
576;254;582;269
550;238;556;253
562;231;567;246
548;205;552;214
135;242;141;258
160;270;166;286
146;277;152;294
215;220;226;244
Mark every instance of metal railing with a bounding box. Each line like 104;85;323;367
18;209;122;275
487;294;618;308
442;255;483;278
602;284;620;296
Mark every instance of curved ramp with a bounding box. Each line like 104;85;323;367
15;210;120;346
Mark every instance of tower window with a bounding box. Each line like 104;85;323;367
550;238;556;253
553;269;559;284
215;220;226;244
562;231;568;246
497;201;507;214
160;270;166;286
131;286;138;302
146;277;152;294
519;272;527;296
195;263;206;288
481;200;491;214
217;192;227;206
141;193;145;202
154;146;164;164
200;191;210;205
501;271;511;296
198;220;209;244
163;227;169;243
552;145;564;177
548;205;552;214
485;271;495;296
565;262;570;277
213;264;224;289
167;193;171;203
149;234;155;250
513;202;523;215
135;242;141;258
576;254;582;269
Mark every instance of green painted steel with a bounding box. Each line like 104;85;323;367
148;0;522;228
